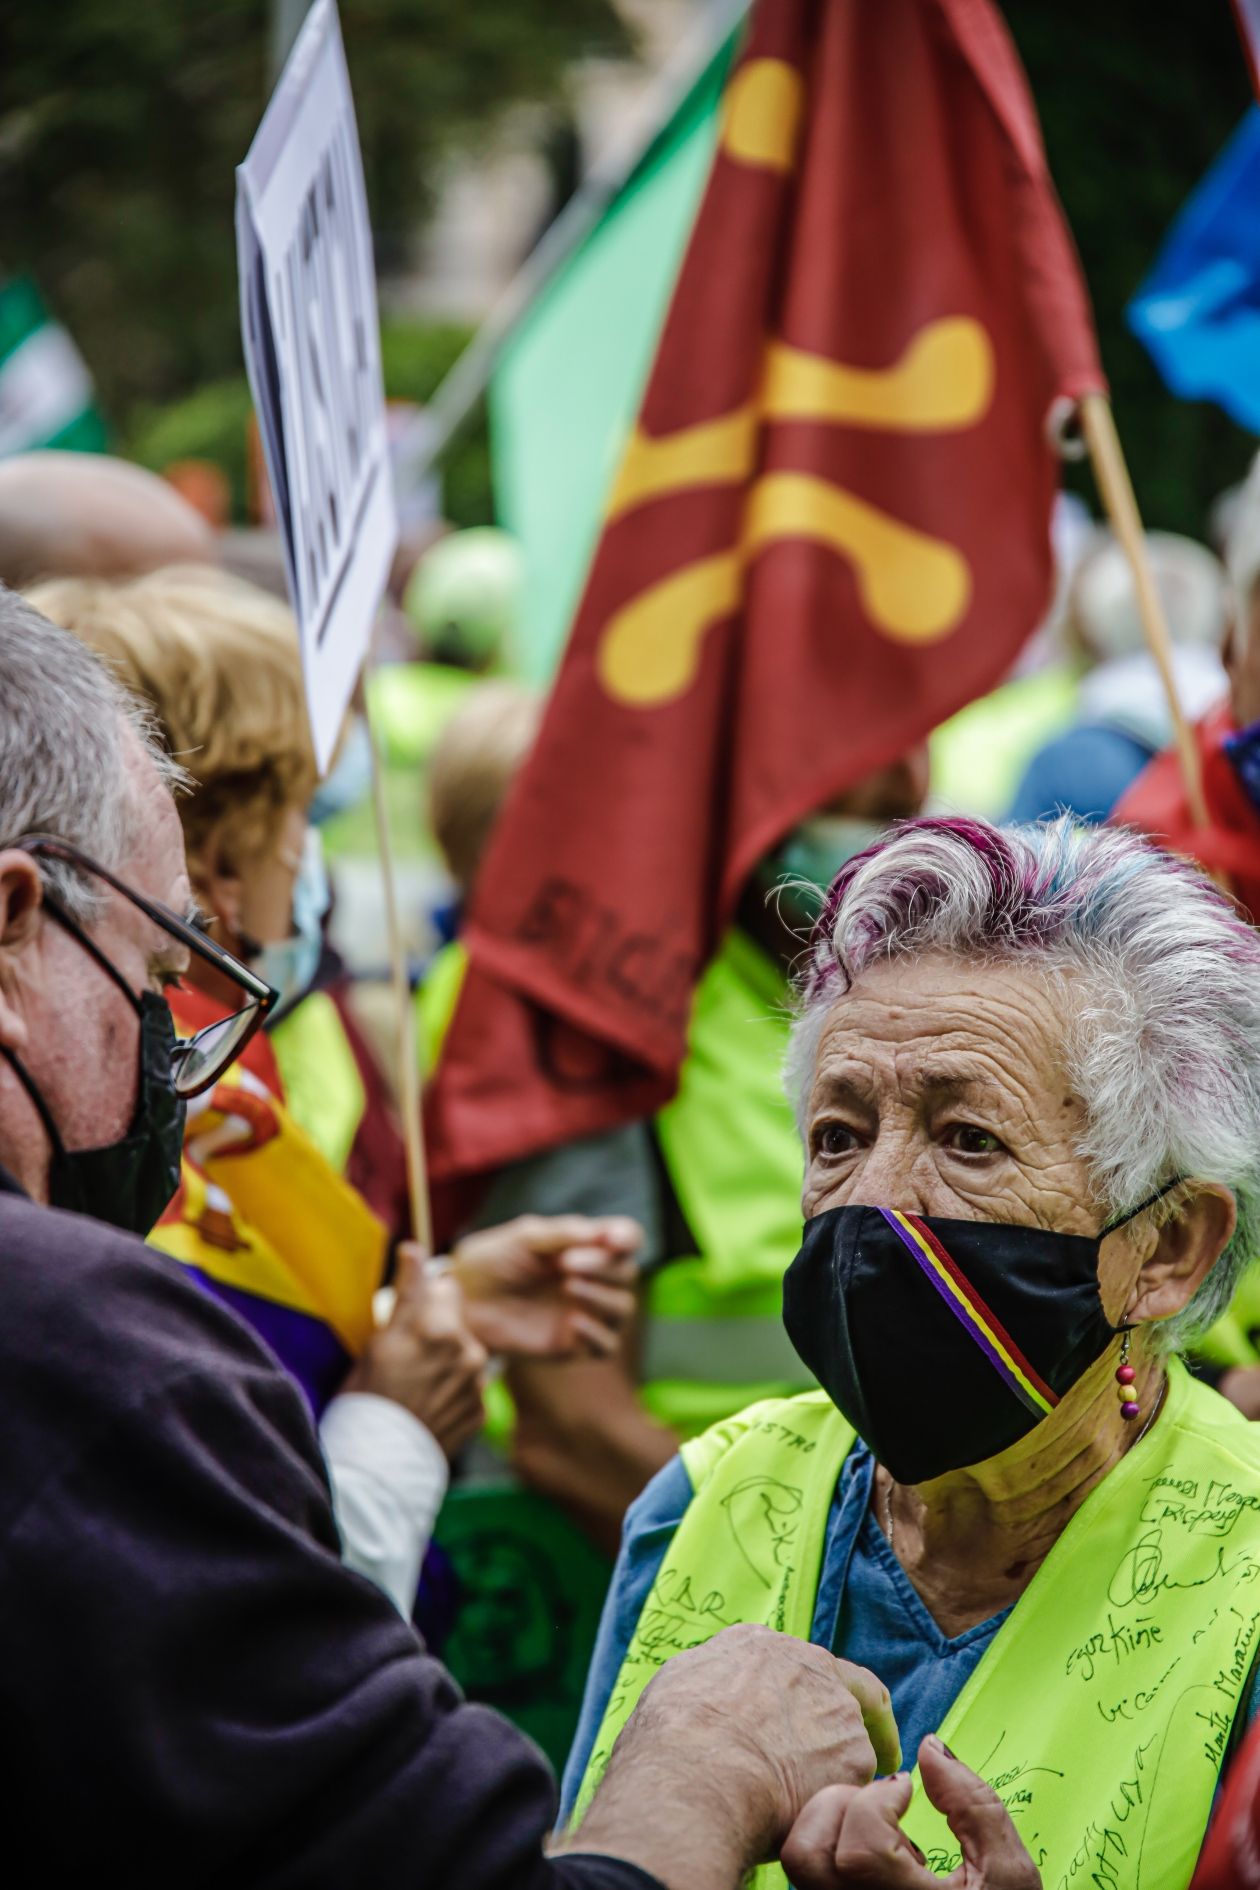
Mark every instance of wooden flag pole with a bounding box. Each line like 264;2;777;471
363;651;434;1256
1079;392;1211;831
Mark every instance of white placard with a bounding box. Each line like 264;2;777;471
236;0;397;772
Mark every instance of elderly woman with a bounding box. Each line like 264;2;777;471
564;815;1260;1889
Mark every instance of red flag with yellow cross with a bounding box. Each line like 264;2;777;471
426;0;1104;1196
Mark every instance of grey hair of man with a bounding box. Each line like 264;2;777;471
785;814;1260;1355
0;585;179;921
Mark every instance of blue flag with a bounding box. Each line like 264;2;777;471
1128;107;1260;434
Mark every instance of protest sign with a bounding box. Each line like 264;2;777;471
236;0;397;773
236;0;430;1249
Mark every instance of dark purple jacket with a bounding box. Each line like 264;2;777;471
0;1173;659;1890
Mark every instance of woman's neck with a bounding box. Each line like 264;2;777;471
879;1343;1167;1637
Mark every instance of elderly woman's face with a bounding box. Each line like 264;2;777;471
802;953;1097;1240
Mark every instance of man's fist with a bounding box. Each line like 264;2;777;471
564;1624;901;1890
635;1624;901;1848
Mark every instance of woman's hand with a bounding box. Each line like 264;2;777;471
781;1737;1041;1889
343;1250;486;1459
446;1214;642;1359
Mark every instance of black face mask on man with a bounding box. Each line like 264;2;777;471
782;1193;1174;1486
1;901;186;1236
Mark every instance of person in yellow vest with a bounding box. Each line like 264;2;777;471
563;814;1260;1889
31;565;640;1623
419;679;930;1552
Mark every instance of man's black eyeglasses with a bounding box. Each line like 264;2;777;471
11;836;277;1098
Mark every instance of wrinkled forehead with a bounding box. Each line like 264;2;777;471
808;953;1074;1107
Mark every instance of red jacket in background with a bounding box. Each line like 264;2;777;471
1113;702;1260;922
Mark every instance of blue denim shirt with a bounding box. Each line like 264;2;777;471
561;1440;1006;1820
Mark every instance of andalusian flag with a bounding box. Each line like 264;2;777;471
0;278;105;458
429;0;1104;1198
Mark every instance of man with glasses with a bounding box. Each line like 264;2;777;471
2;833;276;1231
0;590;909;1889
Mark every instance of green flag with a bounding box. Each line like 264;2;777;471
489;30;738;683
0;278;106;458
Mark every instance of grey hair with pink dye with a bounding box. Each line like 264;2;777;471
785;815;1260;1354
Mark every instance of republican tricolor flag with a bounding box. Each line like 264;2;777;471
427;0;1105;1219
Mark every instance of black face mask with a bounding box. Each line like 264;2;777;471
2;989;186;1238
782;1194;1170;1485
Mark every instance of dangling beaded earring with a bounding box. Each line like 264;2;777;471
1116;1326;1140;1422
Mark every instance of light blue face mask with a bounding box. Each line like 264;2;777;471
251;828;331;1016
309;717;372;828
774;815;886;898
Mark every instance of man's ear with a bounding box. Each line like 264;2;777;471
188;822;243;942
0;851;46;1052
1128;1184;1237;1329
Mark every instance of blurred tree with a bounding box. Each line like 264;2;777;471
125;319;495;526
0;0;630;421
1007;0;1255;535
5;0;1257;540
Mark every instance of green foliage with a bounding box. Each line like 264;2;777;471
0;0;630;422
1007;0;1256;534
126;378;256;519
378;322;493;522
124;320;494;526
437;415;494;528
379;320;473;402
